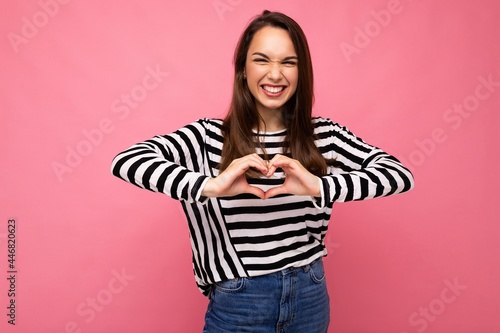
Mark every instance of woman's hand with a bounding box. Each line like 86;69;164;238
264;154;321;199
201;153;269;199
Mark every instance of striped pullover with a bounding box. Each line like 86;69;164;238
111;117;414;296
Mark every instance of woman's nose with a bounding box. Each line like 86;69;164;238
267;63;283;80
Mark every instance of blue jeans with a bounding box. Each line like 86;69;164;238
203;258;330;333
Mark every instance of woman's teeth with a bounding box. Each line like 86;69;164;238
262;85;285;93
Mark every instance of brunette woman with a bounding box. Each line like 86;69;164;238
111;10;414;333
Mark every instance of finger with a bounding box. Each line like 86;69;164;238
269;154;294;167
268;153;285;164
267;159;294;177
243;154;268;175
230;157;267;176
266;162;278;177
273;156;307;175
244;184;266;199
264;185;287;199
266;154;288;176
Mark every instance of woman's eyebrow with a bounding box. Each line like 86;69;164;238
251;52;298;61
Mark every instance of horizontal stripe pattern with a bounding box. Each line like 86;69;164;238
111;117;414;296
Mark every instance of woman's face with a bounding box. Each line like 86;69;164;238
244;26;299;117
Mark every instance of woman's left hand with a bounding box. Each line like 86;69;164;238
264;154;321;199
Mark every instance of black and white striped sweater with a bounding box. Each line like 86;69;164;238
111;117;414;296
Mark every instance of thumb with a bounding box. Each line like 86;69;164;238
245;185;266;200
264;185;287;199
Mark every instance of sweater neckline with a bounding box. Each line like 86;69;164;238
252;128;287;136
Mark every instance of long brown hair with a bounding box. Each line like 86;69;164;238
219;10;328;177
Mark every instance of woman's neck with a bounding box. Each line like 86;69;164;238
256;108;285;133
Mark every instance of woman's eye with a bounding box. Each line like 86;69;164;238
254;58;267;63
283;61;297;66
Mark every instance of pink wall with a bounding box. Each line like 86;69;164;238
1;0;499;332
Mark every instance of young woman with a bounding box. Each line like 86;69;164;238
111;10;414;333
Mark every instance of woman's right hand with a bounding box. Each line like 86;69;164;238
201;153;269;199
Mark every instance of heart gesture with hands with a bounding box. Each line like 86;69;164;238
264;154;321;199
202;153;321;200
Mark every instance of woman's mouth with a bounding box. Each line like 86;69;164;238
261;85;287;97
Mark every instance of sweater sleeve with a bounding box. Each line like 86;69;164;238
110;119;211;203
313;118;414;208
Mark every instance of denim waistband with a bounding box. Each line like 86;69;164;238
267;256;323;276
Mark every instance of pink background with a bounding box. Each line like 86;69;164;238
1;0;499;332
